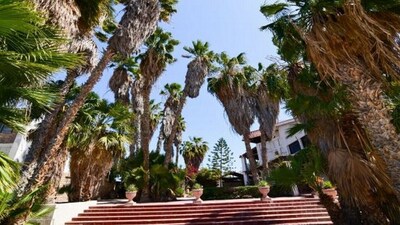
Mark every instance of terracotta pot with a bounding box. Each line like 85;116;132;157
258;186;270;201
125;191;137;204
322;188;337;199
192;189;203;204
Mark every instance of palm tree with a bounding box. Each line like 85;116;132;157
261;0;400;198
208;52;260;184
248;64;285;178
67;95;132;202
180;137;209;179
0;1;79;132
262;10;400;221
133;28;179;201
156;83;183;153
163;41;216;166
16;1;169;222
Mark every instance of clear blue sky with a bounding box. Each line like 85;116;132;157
89;0;291;171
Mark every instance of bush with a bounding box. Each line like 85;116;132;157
201;185;293;200
201;186;259;200
195;168;219;187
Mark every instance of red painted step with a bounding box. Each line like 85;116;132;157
66;197;333;225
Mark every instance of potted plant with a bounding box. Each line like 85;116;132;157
125;184;137;204
191;183;203;204
258;180;270;201
321;181;337;199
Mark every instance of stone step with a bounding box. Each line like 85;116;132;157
79;207;327;217
66;216;332;225
90;198;320;209
66;198;333;225
86;201;322;212
72;211;329;221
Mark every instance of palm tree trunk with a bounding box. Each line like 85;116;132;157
340;66;400;199
140;88;152;202
260;132;269;179
131;80;144;155
163;95;186;166
243;133;260;184
45;139;69;203
22;70;78;186
155;127;164;153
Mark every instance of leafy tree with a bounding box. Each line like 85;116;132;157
67;92;132;202
207;138;234;185
181;137;209;180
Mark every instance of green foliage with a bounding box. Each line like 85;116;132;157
159;0;178;22
258;180;269;187
0;152;20;193
268;146;326;192
180;137;209;178
119;151;184;201
0;186;52;224
207;138;234;177
195;168;220;187
192;183;202;190
125;184;137;192
201;185;291;200
0;0;81;132
322;181;333;189
142;28;179;64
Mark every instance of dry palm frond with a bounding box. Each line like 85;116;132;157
109;67;132;104
304;0;400;86
32;0;81;36
184;57;209;98
67;37;98;73
109;0;159;57
255;85;279;140
140;48;165;86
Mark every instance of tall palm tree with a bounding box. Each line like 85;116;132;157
262;10;400;222
163;41;216;166
133;28;179;201
24;0;111;169
208;52;260;184
156;83;183;153
248;64;285;178
16;1;168;222
67;95;132;202
261;0;400;198
180;137;209;179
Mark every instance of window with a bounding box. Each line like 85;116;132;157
288;140;301;154
0;124;12;134
301;135;311;148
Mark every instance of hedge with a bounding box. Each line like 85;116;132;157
201;185;292;200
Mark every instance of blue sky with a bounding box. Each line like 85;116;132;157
88;0;291;170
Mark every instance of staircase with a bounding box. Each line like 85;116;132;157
66;197;333;225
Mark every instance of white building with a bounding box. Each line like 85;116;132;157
240;118;309;185
0;124;31;162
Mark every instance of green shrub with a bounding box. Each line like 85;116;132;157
192;183;203;189
258;180;269;187
175;187;184;197
322;181;333;189
201;185;293;200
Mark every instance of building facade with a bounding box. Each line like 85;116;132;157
0;124;31;162
240;118;309;185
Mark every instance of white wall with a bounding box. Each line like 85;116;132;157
254;120;307;164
